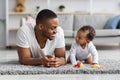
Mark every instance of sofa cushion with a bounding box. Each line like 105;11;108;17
57;14;74;37
104;15;120;29
95;29;120;37
73;29;120;37
63;30;73;37
73;14;116;30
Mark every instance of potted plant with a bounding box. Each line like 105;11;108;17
58;5;65;12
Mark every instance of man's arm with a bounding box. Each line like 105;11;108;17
17;46;50;66
53;47;66;67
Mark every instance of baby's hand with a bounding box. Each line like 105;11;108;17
91;64;104;68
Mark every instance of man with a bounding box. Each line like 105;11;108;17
16;9;66;67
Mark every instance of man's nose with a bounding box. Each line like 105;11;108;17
53;29;57;34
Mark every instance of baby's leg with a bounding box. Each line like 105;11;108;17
84;55;92;64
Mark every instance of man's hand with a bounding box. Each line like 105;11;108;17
41;55;66;67
41;56;65;67
40;55;52;67
49;57;66;67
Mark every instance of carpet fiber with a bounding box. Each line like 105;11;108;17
0;59;120;75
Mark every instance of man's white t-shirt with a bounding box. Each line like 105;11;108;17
70;42;98;65
16;23;65;59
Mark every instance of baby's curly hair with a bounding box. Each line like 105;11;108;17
78;25;96;41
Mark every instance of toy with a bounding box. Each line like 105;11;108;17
74;61;84;68
14;0;26;12
91;64;103;68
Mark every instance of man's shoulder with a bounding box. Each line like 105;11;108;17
57;26;63;32
17;23;35;41
18;23;34;33
57;26;64;35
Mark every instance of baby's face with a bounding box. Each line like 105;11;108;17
76;31;88;45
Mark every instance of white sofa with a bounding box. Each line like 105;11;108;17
57;13;120;45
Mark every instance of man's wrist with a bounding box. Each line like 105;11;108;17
60;57;66;65
40;58;44;65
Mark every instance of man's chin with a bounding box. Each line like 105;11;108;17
48;36;55;40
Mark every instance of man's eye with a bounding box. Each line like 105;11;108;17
51;27;54;30
51;26;57;30
78;37;84;40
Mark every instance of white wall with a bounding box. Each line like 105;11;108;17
92;0;120;12
50;0;90;12
49;0;120;12
0;0;5;19
9;0;120;12
0;0;5;48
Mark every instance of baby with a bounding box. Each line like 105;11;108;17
67;25;102;68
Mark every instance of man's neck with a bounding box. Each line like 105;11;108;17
34;27;47;48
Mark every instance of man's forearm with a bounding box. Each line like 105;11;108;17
19;58;42;65
58;57;66;65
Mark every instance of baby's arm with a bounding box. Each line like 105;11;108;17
70;53;77;65
69;44;77;65
89;42;98;64
89;42;103;68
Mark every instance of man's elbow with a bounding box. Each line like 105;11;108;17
19;59;28;65
19;60;25;65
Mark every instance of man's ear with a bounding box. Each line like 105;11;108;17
38;24;43;30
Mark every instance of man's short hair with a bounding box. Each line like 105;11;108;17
36;9;57;25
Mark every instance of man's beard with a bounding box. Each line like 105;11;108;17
48;36;55;40
42;31;56;40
